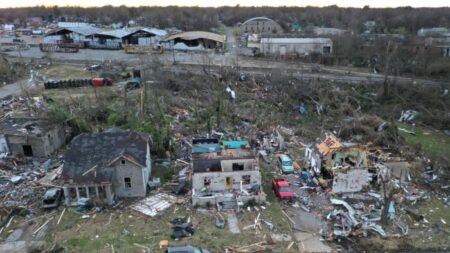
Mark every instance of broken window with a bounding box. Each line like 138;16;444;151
124;177;131;188
69;187;77;200
88;187;96;197
323;46;331;54
203;177;211;186
22;145;33;156
242;175;251;184
98;186;106;199
121;159;126;165
78;187;87;198
232;163;244;171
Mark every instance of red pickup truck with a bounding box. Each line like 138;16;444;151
272;178;294;199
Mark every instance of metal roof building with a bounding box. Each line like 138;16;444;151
161;31;225;51
240;16;283;34
163;31;225;43
47;26;102;37
259;37;333;56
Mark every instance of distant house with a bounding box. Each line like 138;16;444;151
313;27;349;36
359;33;406;46
2;24;15;31
111;22;124;29
61;129;151;206
0;117;65;158
259;37;333;56
57;22;95;28
290;22;302;32
240;17;283;34
15;28;33;36
304;131;368;173
424;36;450;57
191;138;265;209
417;27;449;37
363;21;377;33
26;17;43;28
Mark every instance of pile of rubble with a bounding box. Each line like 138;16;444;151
1;96;47;118
0;158;63;210
251;125;446;247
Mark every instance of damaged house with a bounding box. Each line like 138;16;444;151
61;129;151;206
305;131;368;173
0;117;65;158
191;138;265;209
305;132;371;193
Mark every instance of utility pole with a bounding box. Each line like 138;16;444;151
172;42;176;65
383;40;397;98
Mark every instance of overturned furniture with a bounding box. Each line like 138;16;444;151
60;129;151;206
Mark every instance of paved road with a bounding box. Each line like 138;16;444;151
1;46;448;99
7;47;449;86
161;63;448;87
0;79;31;99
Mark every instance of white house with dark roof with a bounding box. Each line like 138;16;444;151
61;129;151;206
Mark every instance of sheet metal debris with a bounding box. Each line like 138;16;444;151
332;169;371;193
130;193;178;217
398;110;418;122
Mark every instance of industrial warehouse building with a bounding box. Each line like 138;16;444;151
259;37;333;56
160;31;225;51
43;26;102;46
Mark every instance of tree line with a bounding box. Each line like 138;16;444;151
1;5;450;34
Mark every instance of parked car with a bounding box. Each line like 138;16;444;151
166;245;210;253
42;188;62;209
277;154;294;174
272;178;294;200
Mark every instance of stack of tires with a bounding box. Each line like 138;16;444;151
44;79;93;89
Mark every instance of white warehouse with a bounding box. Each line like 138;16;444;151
260;37;333;56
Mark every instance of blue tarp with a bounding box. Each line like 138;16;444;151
192;143;221;154
222;141;249;149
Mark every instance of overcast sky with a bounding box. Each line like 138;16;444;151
1;0;449;8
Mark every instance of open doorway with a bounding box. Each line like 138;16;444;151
225;177;233;190
22;145;33;156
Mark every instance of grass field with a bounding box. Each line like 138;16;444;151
398;123;450;159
